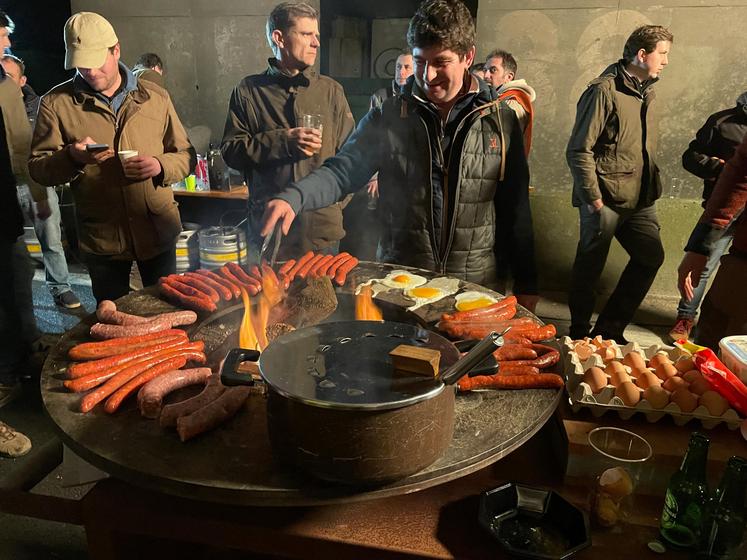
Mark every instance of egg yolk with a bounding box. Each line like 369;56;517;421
456;297;493;311
392;275;410;284
409;287;441;299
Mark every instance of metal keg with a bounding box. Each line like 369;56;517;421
175;222;200;273
198;225;248;269
23;226;42;261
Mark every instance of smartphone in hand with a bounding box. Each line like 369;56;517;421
86;143;109;152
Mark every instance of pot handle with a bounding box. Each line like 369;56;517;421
439;329;508;386
220;348;261;386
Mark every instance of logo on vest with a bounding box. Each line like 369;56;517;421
489;136;498;150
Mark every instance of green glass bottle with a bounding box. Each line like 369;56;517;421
659;432;710;548
695;456;747;559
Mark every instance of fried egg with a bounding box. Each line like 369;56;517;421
405;277;460;311
454;290;498;311
380;271;427;290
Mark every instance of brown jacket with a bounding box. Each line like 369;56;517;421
221;60;354;255
0;75;46;202
29;76;195;260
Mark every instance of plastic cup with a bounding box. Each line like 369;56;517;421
185;175;196;192
118;150;138;162
587;427;652;528
300;114;323;153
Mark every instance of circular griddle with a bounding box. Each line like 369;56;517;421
41;262;561;506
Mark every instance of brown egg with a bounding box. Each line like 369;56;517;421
682;369;703;384
643;385;670;409
574;343;595;361
674;357;696;373
662;375;690;392
671;389;699;413
636;370;662;390
584;367;609;394
655;362;679;381
622;352;647;371
690;377;713;396
649;352;673;369
700;391;729;416
615;381;641;407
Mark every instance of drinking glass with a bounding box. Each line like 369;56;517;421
300;114;323;154
587;427;652;528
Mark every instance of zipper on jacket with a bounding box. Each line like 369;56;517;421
417;111;442;269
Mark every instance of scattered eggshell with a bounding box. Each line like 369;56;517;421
595;345;617;363
655;362;678;381
584;367;609;394
662;376;689;393
699;391;729;417
650;352;672;369
643;385;670;409
690;377;713;396
674;357;696;373
598;467;634;499
574;342;596;361
670;389;699;413
615;381;641;407
636;370;662;390
622;352;647;371
682;369;703;384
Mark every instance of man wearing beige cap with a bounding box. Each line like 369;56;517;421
29;12;196;303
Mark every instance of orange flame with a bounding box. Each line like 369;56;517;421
355;285;383;321
239;265;285;351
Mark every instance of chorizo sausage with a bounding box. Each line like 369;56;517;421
194;269;241;298
159;282;217;313
68;329;188;360
184;272;232;301
334;257;359;286
169;274;219;303
137;368;213;419
286;251;314;282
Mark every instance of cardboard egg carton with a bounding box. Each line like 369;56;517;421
560;336;742;430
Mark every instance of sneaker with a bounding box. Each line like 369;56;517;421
0;420;32;458
53;291;81;309
669;318;694;342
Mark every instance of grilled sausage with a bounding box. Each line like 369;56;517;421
184;272;232;301
137;368;213;419
90;318;172;340
169;274;220;303
334;257;359;286
159;377;227;428
68;329;188;360
176;386;252;442
96;300;150;325
194;269;241;298
159;281;217;313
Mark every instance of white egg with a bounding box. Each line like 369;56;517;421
354;281;391;298
380;271;428;290
405;277;461;311
454;290;498;311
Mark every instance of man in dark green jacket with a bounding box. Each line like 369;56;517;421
221;1;354;258
260;0;537;307
566;25;673;343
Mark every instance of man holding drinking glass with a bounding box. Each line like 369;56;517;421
221;1;355;258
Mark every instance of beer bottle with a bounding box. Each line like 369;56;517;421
659;432;710;548
695;456;747;559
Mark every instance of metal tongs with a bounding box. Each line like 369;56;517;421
438;328;511;385
259;221;283;267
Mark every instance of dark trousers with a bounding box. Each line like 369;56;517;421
568;204;665;338
695;253;747;350
0;237;39;372
86;248;176;304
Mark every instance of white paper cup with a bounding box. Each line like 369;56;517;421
118;150;139;162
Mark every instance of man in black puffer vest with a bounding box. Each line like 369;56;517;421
261;0;538;310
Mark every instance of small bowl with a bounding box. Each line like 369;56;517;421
478;483;591;559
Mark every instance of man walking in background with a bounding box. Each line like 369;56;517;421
484;49;535;155
566;25;673;343
668;91;747;341
29;12;195;303
221;1;355;258
2;54;81;309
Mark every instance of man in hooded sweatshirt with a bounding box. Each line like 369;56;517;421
484;49;535;156
667;91;747;342
566;25;673;344
260;0;538;311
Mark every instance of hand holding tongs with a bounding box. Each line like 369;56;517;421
259;221;283;267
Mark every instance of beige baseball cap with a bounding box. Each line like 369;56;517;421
64;12;118;70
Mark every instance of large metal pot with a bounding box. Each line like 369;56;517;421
221;321;504;485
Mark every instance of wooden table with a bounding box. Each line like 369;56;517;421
173;186;248;227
